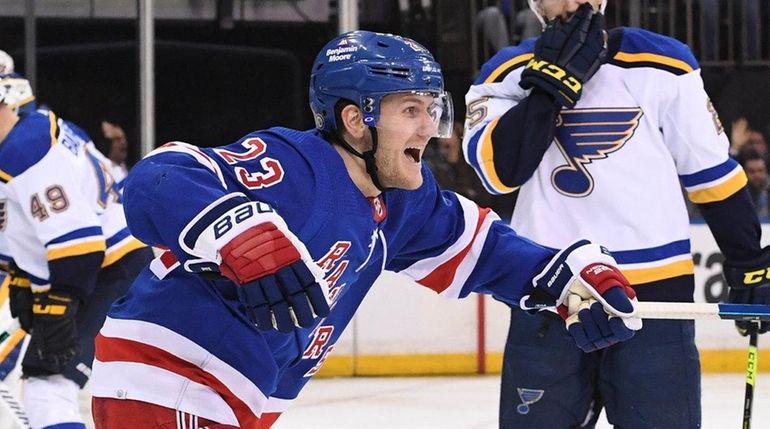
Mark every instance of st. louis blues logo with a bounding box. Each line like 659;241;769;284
516;388;545;414
551;108;643;197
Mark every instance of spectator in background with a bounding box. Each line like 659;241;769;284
731;117;768;162
476;2;510;58
514;7;542;41
101;120;129;184
741;150;770;217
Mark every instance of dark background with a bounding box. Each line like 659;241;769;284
1;0;769;166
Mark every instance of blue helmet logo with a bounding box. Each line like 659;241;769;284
309;30;446;134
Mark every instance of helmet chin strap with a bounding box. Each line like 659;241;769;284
332;126;392;193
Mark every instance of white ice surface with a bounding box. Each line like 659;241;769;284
2;374;767;428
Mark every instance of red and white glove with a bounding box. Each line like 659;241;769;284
520;240;642;352
184;198;330;332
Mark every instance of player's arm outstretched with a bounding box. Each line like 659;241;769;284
463;3;605;194
123;141;329;333
387;174;640;352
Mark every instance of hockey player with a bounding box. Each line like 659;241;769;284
0;73;153;429
463;1;770;427
90;30;642;429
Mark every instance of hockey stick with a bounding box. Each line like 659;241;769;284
635;302;770;321
0;319;31;429
743;329;758;429
0;381;30;429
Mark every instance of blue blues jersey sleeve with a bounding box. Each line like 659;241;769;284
385;168;554;305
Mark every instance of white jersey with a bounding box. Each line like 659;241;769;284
0;109;144;285
464;28;744;286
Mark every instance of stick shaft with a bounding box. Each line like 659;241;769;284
743;331;757;429
635;302;770;321
0;381;30;429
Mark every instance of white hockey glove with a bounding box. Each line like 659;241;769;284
520;240;642;352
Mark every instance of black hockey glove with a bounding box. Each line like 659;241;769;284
8;262;33;332
27;290;81;373
520;3;607;108
723;247;770;336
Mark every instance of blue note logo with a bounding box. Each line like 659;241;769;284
516;388;545;414
551;108;643;197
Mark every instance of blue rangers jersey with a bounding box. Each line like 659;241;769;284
91;127;556;427
0;109;145;295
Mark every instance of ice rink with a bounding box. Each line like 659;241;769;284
274;374;770;428
2;373;767;427
48;373;769;428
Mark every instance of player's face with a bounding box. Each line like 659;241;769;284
373;93;440;190
537;0;602;21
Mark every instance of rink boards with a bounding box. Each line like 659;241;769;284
316;223;770;377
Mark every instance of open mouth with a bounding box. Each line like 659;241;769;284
404;147;422;164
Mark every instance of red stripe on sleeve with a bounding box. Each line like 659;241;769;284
417;207;491;293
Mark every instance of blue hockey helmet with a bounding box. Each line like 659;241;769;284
309;31;453;138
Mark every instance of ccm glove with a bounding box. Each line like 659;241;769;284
723;247;770;336
28;290;80;373
520;3;607;108
521;240;642;352
8;262;33;332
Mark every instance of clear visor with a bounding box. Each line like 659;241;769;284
367;90;454;139
430;91;454;139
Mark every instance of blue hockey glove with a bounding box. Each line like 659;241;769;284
219;222;330;333
521;240;642;352
723;247;770;336
520;3;607;108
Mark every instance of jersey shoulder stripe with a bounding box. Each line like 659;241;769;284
608;27;699;75
0;110;58;182
474;38;536;85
